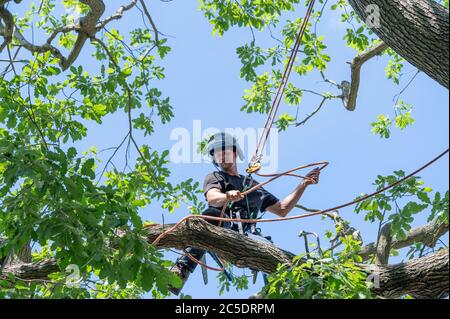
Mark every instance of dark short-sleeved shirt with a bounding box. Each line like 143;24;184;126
203;171;279;213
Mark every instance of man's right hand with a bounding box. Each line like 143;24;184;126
303;167;321;186
226;190;244;202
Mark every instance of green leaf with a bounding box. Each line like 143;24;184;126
81;158;96;179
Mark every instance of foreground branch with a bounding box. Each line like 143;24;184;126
0;259;58;281
145;218;294;274
1;218;448;298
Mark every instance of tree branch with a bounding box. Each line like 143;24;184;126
360;218;449;259
0;0;112;70
375;222;392;265
348;0;449;89
0;259;58;281
144;218;295;274
138;0;159;44
345;41;389;111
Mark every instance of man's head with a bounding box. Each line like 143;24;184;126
207;133;243;171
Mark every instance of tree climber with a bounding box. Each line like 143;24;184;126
168;132;321;295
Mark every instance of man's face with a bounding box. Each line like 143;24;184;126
213;148;236;170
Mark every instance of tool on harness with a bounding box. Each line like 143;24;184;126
208;251;233;282
200;254;209;285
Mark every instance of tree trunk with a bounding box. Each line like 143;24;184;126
362;249;449;298
348;0;449;88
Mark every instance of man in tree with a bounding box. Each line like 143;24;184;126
169;132;321;295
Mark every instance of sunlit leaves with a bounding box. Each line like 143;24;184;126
371;100;415;138
394;100;414;130
217;265;249;295
199;0;301;36
263;245;371;299
276;112;296;132
237;42;281;81
385;50;405;85
344;26;370;52
241;72;275;114
355;171;446;240
371;114;392;138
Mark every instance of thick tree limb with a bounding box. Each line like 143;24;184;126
143;218;450;298
348;0;449;89
0;3;13;53
361;249;449;299
345;41;389;111
145;218;295;274
0;259;58;281
360;219;449;259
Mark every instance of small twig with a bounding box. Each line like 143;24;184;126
295;96;328;127
392;69;421;105
138;0;159;44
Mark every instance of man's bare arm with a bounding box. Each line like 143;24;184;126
206;188;244;207
266;168;320;217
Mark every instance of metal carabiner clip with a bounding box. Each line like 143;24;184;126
246;154;263;174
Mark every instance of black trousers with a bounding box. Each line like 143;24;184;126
176;207;229;272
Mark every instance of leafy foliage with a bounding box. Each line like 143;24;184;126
355;171;448;240
263;236;372;299
371;101;415;138
0;1;200;298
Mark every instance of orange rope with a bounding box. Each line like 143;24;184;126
255;0;316;158
152;149;449;248
182;249;225;272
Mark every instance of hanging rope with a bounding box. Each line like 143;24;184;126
248;0;316;174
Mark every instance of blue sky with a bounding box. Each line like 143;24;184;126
9;1;449;299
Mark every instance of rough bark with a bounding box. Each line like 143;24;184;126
0;259;58;281
376;223;392;265
348;0;449;88
362;249;449;299
144;219;295;274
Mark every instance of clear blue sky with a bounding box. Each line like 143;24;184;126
11;1;449;299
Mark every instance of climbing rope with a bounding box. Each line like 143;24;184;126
248;0;316;174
